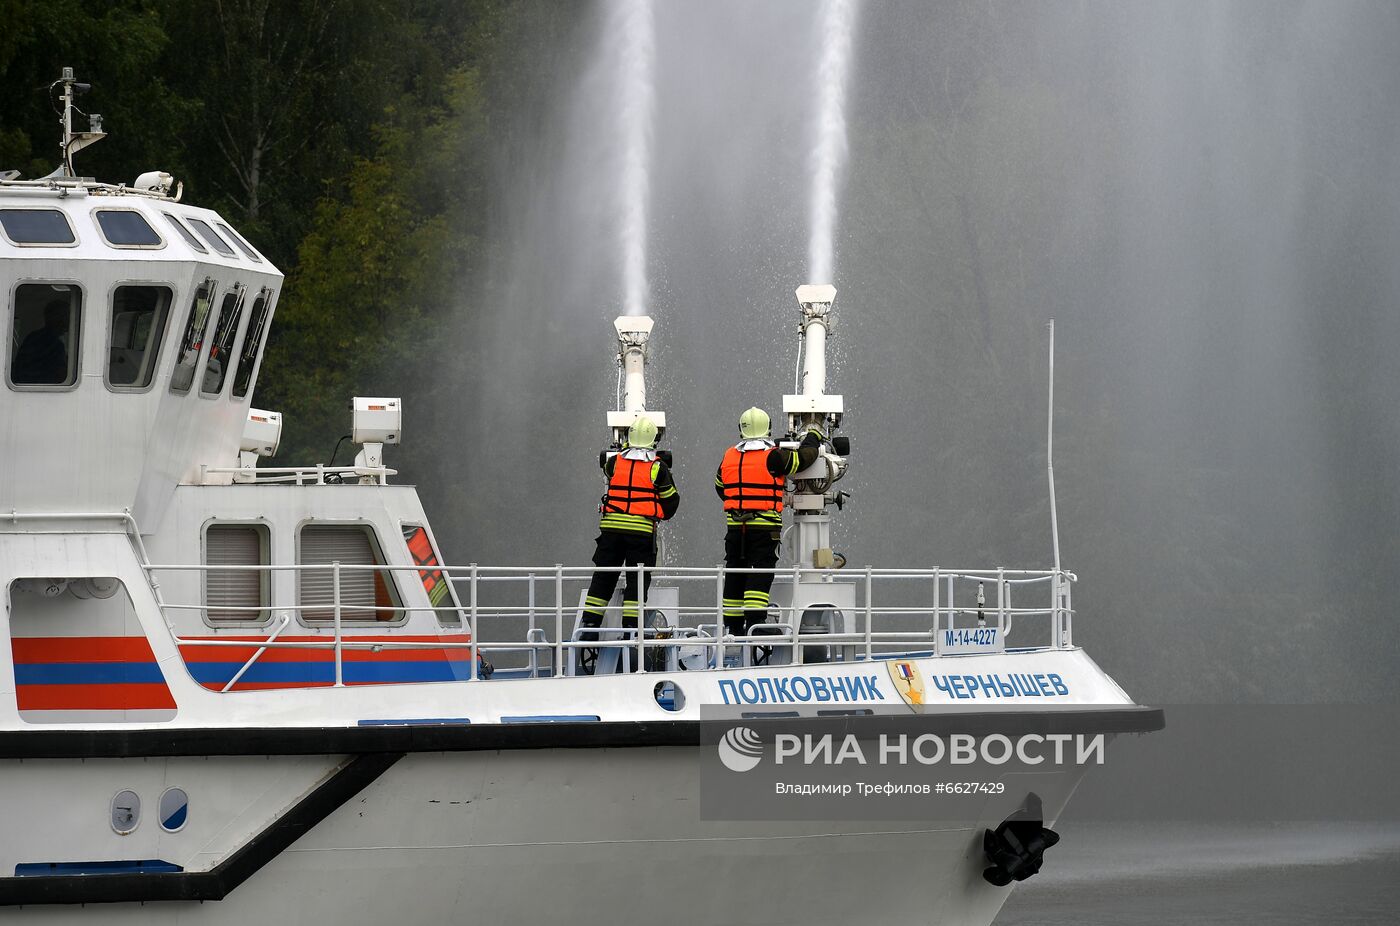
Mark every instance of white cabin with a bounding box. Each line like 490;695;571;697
0;173;481;724
0;185;281;523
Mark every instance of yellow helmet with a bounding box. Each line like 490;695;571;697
738;406;770;439
628;416;658;449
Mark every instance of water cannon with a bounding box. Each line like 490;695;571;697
351;397;401;480
606;315;667;448
235;408;282;482
784;284;844;436
782;284;850;569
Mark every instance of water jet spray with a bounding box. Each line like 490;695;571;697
807;0;858;283
609;0;656;317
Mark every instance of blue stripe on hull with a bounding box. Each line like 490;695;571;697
12;663;166;685
15;860;183;877
185;660;476;685
15;660;476;687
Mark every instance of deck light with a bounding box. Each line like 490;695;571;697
236;408;282;482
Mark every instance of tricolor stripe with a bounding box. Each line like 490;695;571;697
178;634;479;691
11;636;176;712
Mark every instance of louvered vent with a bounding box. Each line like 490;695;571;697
299;525;400;622
205;524;268;623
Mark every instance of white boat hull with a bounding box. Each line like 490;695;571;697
2;735;1107;925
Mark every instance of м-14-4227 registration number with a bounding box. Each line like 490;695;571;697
943;628;998;647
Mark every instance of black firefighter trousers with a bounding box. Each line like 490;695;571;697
722;524;781;636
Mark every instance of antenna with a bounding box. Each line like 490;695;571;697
53;67;105;177
1046;319;1064;638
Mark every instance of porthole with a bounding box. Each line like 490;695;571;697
111;790;141;835
653;680;685;712
159;787;189;832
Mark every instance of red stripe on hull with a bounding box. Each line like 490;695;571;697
212;681;336;691
178;635;473;663
12;637;163;664
16;683;177;711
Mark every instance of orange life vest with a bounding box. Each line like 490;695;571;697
719;444;784;512
604;453;662;519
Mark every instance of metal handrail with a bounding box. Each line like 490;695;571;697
4;508;172;631
220;612;292;692
199;464;396;486
146;560;1077;691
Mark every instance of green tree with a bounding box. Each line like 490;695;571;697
0;0;192;182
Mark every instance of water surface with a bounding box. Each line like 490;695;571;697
996;823;1400;925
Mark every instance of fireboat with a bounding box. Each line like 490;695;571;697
0;71;1160;923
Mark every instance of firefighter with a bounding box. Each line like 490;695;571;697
714;407;822;640
578;416;679;674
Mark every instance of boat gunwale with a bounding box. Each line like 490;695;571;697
0;705;1165;759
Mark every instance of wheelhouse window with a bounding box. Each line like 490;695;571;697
204;523;271;624
8;283;81;388
0;208;76;245
94;209;162;248
200;286;246;396
107;285;172;389
231;290;272;399
169;279;216;395
161;213;207;253
298;524;403;623
403;524;462;627
216;222;263;263
185;218;235;257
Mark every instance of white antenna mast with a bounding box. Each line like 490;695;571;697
54;67;105;178
1046;319;1064;638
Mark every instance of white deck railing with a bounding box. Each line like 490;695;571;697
143;561;1076;691
197;464;396;485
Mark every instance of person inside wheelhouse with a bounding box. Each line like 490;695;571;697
11;300;73;385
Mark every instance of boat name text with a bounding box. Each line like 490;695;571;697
718;674;886;705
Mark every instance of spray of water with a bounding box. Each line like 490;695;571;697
806;0;858;284
610;0;656;316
